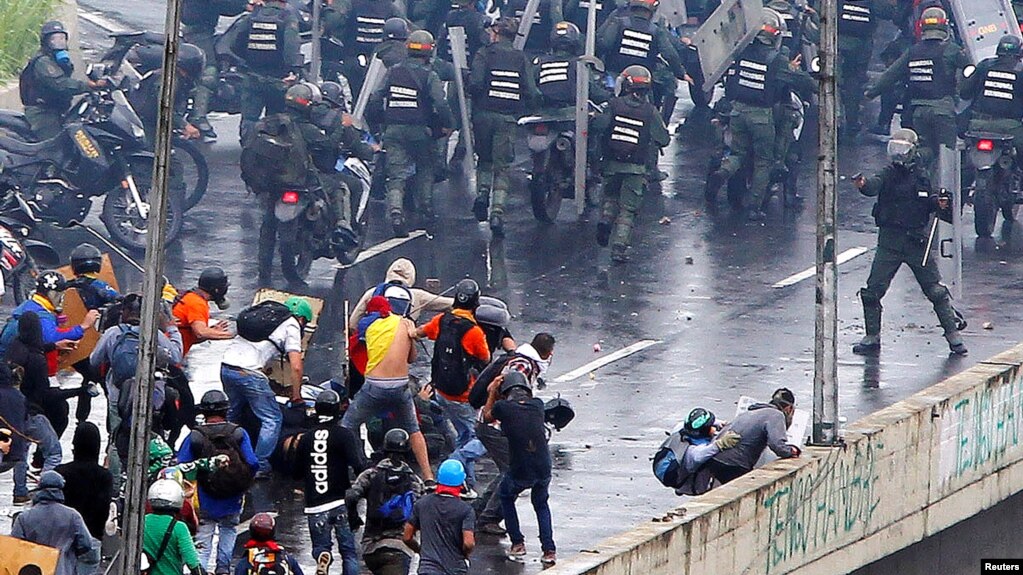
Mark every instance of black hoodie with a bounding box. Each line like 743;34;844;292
56;422;114;538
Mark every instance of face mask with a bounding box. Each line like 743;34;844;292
214;296;231;311
537;357;551;376
53;50;71;67
51;291;65;312
47;33;69;52
887;138;915;165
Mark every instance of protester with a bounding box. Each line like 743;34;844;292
403;459;475;575
173;267;233;358
0;362;61;506
707;388;801;484
145;479;205;575
55;422;114;541
348;259;454;331
11;471;99;575
234;513;305;575
6;311;79;439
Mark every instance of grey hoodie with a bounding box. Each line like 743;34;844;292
348;258;454;330
11;471;98;575
711;403;797;470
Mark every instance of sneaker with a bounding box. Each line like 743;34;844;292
12;495;30;506
461;487;479;500
596;221;612;247
479;522;507;536
424;479;437;490
85;382;102;398
541;551;557;566
473;195;490;222
315;551;333;575
391;213;408;238
507;543;527;559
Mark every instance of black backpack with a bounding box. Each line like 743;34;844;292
240;113;311;191
366;465;417;533
236;301;294;343
430;313;479;397
192;424;254;499
468;353;518;409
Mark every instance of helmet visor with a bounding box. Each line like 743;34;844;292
887;138;915;163
46;33;69;51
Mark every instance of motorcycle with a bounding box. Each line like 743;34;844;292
0;169;61;303
271;155;371;283
964;131;1023;237
0;75;184;252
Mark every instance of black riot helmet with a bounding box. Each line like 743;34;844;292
500;371;531;395
198;266;230;300
198;389;230;416
407;30;435;59
285;82;322;113
551;21;582;54
683;408;716;438
315;389;342;418
997;34;1023;59
383;428;411;454
319;81;345;108
70;243;102;275
40;21;69;51
453;278;481;310
36;270;68;295
177;43;206;80
384;17;410;41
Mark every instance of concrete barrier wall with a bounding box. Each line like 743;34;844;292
548;344;1023;575
0;0;83;112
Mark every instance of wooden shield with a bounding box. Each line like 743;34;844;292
0;535;60;575
250;288;325;395
56;254;119;371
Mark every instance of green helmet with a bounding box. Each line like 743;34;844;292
285;296;314;323
757;8;785;45
407;30;435;58
920;7;949;41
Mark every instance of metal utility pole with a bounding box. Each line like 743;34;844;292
813;0;839;445
573;0;597;216
311;0;322;84
116;0;182;571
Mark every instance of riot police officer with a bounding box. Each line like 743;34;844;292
19;21;105;140
837;0;878;137
368;31;455;237
504;0;564;55
961;35;1023;151
706;11;790;221
565;0;618;37
180;0;247;141
865;7;967;170
323;0;404;96
851;128;966;356
591;65;669;263
469;17;541;236
233;0;303;142
534;22;612;112
436;0;491;66
373;17;412;68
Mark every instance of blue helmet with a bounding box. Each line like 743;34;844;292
437;459;466;487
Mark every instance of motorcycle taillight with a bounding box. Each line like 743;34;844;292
977;139;995;152
533;124;549;135
281;191;300;204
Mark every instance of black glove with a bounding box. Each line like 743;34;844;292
349;513;364;531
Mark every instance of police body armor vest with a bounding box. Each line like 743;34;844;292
349;0;392;54
725;45;778;107
246;7;287;71
838;0;874;38
608;16;657;73
18;53;48;107
431;312;478;396
606;96;654;164
383;64;431;125
906;40;953;102
480;47;528;114
973;59;1023;118
872;165;932;232
536;54;577;107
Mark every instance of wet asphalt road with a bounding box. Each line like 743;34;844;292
4;5;1023;573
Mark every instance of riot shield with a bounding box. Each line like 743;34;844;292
655;0;688;29
691;0;764;92
450;27;477;180
949;0;1022;65
351;56;387;128
513;0;543;51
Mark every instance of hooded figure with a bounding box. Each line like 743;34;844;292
56;423;114;538
6;311;71;437
348;259;455;330
11;471;99;575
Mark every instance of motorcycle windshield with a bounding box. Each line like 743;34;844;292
110;90;146;144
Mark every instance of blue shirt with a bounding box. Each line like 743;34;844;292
7;297;86;344
69;276;120;310
177;424;259;519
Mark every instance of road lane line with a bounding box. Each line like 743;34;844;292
771;246;871;288
333;230;429;269
552;339;661;384
78;8;129;33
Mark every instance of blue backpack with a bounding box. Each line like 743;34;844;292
108;326;141;387
652;432;692;489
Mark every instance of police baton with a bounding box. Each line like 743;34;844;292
922;215;940;267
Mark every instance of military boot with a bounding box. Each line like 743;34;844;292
852;334;881;356
473;192;490;222
391;211;408;238
945;331;968;355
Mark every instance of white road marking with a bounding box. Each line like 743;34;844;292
552;339;661;384
333;230;429;269
771;246;871;288
78;8;128;34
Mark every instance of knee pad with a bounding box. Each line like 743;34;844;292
858;288;882;309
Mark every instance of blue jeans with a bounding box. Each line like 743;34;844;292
308;505;360;575
499;475;555;552
340;379;420;434
221;365;282;473
452;439;487;489
13;414;62;497
436;396;479;484
196;512;240;574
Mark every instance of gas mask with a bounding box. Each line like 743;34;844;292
47;33;71;67
213;296;231;311
887;137;916;166
48;290;65;312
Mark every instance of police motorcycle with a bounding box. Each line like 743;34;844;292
964;132;1022;237
0;166;60;303
0;65;184;252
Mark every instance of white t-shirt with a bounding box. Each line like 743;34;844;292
221;317;303;372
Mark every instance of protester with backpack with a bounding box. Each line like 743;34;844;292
172;267;233;358
346;429;426;575
402;459;475;575
234;513;304;575
144;479;205;575
412;279;491;492
0;362;62;507
292;390;366;575
177;390;259;575
652;408;741;496
222;296;312;477
347;259;454;332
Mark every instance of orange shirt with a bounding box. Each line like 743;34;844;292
422;309;491;402
172;291;210;357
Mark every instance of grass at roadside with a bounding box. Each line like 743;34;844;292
0;0;58;81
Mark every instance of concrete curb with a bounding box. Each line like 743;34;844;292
0;0;84;113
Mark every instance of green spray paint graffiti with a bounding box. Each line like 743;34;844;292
939;373;1023;485
760;440;882;573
